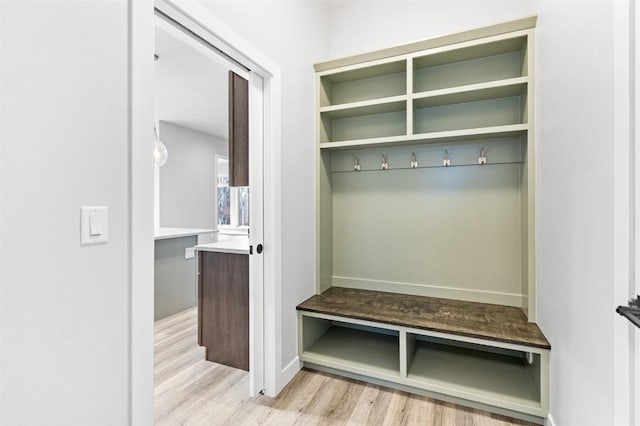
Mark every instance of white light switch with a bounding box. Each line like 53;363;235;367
81;206;108;245
89;214;102;236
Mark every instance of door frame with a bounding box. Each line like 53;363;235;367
634;1;639;421
129;0;282;423
613;0;638;424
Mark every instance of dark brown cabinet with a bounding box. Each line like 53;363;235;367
228;71;249;187
198;251;249;371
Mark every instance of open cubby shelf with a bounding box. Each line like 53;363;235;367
319;60;407;107
413;36;527;93
317;31;529;148
318;77;528;146
309;16;545;424
301;319;401;380
407;339;540;409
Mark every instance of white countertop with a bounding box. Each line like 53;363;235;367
196;235;250;255
154;227;218;240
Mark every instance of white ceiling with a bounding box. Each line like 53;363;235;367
154;25;229;138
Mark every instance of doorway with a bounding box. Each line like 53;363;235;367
130;1;283;422
152;0;264;394
131;1;282;421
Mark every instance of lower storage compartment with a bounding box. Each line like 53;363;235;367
298;310;549;422
300;315;400;380
406;336;543;414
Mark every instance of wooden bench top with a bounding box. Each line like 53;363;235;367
297;287;550;350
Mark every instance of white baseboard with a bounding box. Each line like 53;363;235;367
277;356;301;393
332;276;524;307
546;414;556;426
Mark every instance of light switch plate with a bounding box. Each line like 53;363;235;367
81;206;108;245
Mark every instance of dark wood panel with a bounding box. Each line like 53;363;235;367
199;251;249;370
297;287;550;349
229;71;249;187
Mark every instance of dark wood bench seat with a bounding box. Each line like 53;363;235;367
297;286;550;350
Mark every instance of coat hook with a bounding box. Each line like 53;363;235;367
353;156;361;172
443;150;451;167
410;152;418;169
478;147;487;165
381;154;389;170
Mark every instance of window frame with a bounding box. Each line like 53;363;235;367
216;154;249;233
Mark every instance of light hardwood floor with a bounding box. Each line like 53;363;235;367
154;308;536;426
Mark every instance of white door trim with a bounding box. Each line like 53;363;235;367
129;1;155;425
613;0;637;425
634;0;640;422
130;0;283;423
248;72;265;395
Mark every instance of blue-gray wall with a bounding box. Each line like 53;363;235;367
159;121;227;229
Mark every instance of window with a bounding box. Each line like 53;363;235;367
217;156;249;228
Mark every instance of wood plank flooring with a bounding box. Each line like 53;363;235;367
155;307;536;426
297;287;550;349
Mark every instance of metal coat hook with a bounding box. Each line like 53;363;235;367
411;152;418;169
381;154;389;170
353;156;361;172
478;147;487;165
443;150;451;167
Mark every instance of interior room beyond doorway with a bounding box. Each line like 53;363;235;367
152;12;257;416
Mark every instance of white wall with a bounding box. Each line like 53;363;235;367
327;0;526;58
328;1;620;425
198;1;331;374
0;1;131;425
158;121;226;229
532;1;616;425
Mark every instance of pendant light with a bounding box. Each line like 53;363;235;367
154;124;168;167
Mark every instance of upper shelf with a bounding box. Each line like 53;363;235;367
320;95;407;119
317;22;532;150
412;36;527;93
318;78;529;149
319;60;407;107
319;123;529;150
413;77;527;109
320;76;527;119
413;36;525;69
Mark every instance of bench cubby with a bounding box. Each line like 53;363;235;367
298;287;550;423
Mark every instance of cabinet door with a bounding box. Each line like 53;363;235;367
229;71;249;187
199;251;249;371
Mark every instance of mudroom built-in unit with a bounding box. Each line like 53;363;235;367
298;16;550;424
